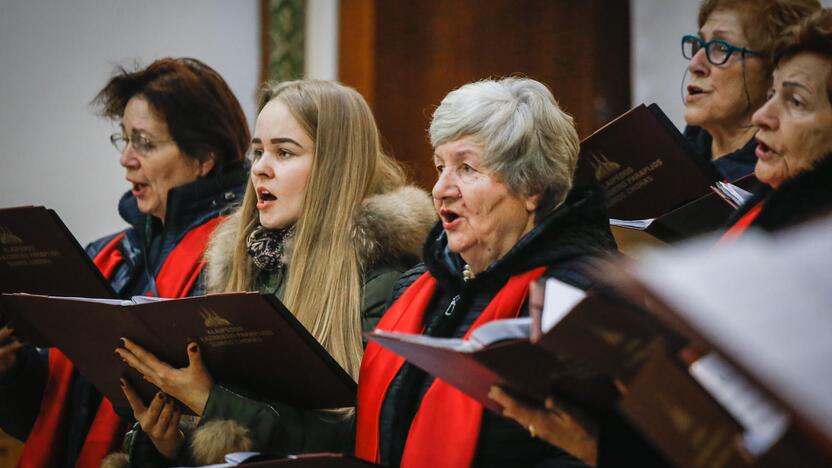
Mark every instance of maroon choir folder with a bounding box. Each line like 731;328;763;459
0;292;356;413
365;287;679;414
576;103;718;221
0;206;114;298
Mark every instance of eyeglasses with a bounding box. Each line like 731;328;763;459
110;130;173;156
681;35;764;66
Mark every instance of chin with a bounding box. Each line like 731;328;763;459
754;165;784;189
258;214;289;230
136;202;154;215
445;237;472;255
683;108;707;128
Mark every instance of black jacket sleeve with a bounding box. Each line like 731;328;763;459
0;344;47;441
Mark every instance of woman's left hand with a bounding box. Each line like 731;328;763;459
489;385;599;466
116;338;213;416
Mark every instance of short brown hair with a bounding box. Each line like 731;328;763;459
773;9;832;100
93;57;250;172
773;8;832;65
698;0;821;71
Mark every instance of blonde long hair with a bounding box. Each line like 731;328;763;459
218;80;405;378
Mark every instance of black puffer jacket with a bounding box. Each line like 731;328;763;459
377;185;618;467
727;153;832;232
0;168;247;467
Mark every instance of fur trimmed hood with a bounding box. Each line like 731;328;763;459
204;185;436;292
103;420;253;467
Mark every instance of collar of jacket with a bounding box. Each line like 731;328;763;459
422;183;617;290
729;152;832;231
117;166;249;238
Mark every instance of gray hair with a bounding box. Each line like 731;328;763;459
429;77;580;212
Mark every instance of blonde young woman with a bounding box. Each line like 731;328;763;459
114;80;436;465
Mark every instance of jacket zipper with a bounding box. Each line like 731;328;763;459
444;294;461;316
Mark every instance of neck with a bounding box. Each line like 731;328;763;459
151;210;166;225
707;124;757;160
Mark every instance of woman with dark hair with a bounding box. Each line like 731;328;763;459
721;7;832;240
682;0;820;181
0;57;250;468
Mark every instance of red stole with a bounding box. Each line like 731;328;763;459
356;267;546;467
718;201;764;245
17;216;222;468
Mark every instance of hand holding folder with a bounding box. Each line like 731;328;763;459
116;337;214;416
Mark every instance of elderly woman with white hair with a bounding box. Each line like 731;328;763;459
354;77;617;467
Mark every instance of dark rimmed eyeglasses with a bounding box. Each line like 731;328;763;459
110;130;173;156
681;34;764;66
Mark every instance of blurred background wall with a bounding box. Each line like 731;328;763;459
1;0;830;243
4;0;832;463
0;0;259;247
5;1;832;464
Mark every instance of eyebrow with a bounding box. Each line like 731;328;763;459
120;124;159;139
700;29;738;42
781;81;812;93
433;149;479;159
251;137;304;148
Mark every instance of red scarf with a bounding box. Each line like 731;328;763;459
17;216;222;468
356;267;546;467
718;201;764;245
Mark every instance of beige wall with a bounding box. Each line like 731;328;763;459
0;0;260;245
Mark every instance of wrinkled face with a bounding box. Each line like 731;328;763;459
250;99;314;230
432;137;538;271
684;9;769;133
119;97;210;221
752;53;832;188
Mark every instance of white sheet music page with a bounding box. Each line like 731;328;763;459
541;278;587;333
634;215;832;444
690;352;789;455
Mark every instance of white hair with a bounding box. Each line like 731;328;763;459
429;77;580;212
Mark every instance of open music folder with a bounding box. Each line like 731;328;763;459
0;205;117;346
577;104;759;244
365;277;682;414
609;214;832;467
0;292;357;413
0;206;115;298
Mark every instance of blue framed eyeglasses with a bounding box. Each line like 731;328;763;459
681;35;764;66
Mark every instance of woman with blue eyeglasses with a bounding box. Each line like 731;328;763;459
682;0;819;182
